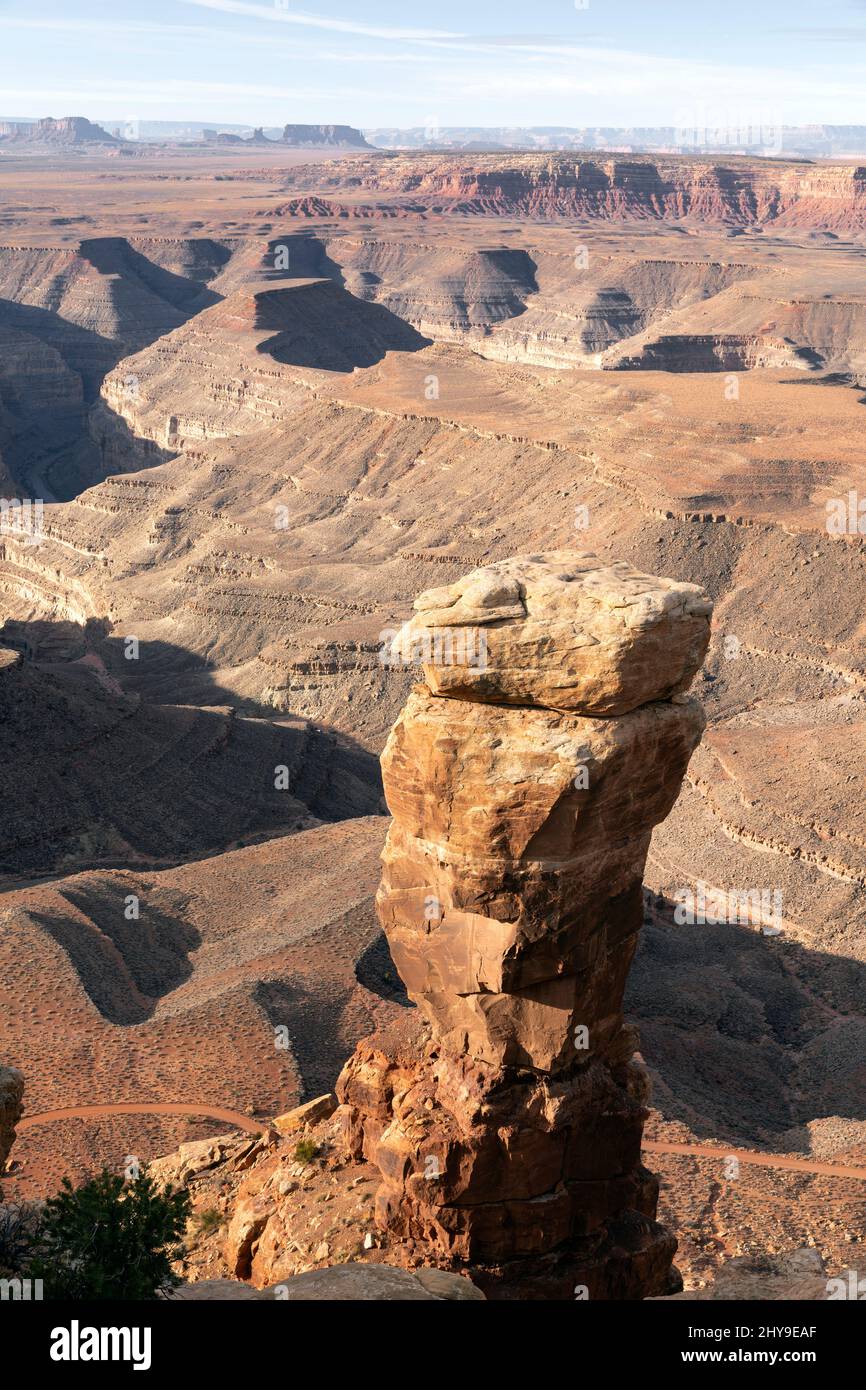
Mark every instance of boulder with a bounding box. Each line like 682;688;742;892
264;1263;485;1301
654;1248;830;1301
390;552;711;715
273;1093;338;1136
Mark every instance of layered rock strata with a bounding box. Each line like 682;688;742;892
337;552;711;1299
270;153;866;232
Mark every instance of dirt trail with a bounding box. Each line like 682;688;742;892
18;1102;264;1135
643;1140;866;1181
18;1108;866;1183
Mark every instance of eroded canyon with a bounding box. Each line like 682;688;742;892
1;145;865;1294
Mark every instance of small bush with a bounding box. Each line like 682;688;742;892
195;1207;224;1235
294;1138;319;1165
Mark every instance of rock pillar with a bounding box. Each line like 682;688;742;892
337;553;711;1298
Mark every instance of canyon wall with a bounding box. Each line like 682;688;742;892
337;553;712;1298
271;154;866;231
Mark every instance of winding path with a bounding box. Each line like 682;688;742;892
17;1107;866;1183
643;1139;866;1182
18;1102;264;1135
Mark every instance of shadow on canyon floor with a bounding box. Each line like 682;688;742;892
630;896;866;1152
3;613;299;721
29;883;202;1025
255;280;431;371
0;237;233;498
78;237;225;317
261;232;348;287
354;930;411;1009
0;616;384;882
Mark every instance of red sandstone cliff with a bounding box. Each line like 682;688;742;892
269;154;866;231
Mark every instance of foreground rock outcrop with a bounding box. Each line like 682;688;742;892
337;552;711;1298
654;1248;831;1302
174;1264;483;1301
0;1067;23;1178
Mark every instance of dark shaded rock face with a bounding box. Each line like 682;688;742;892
337;553;711;1299
0;1067;24;1177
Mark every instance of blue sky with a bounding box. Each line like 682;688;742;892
0;0;864;129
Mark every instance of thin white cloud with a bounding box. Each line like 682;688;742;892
178;0;462;42
0;14;453;71
0;18;205;35
451;48;866;114
313;51;441;64
0;15;441;60
177;1;608;59
0;78;373;107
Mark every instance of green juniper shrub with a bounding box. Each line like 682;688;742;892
29;1167;192;1300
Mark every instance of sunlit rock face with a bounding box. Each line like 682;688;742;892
337;551;711;1299
391;552;712;714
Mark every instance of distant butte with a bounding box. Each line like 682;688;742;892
204;124;371;150
279;124;372;149
0;116;122;147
